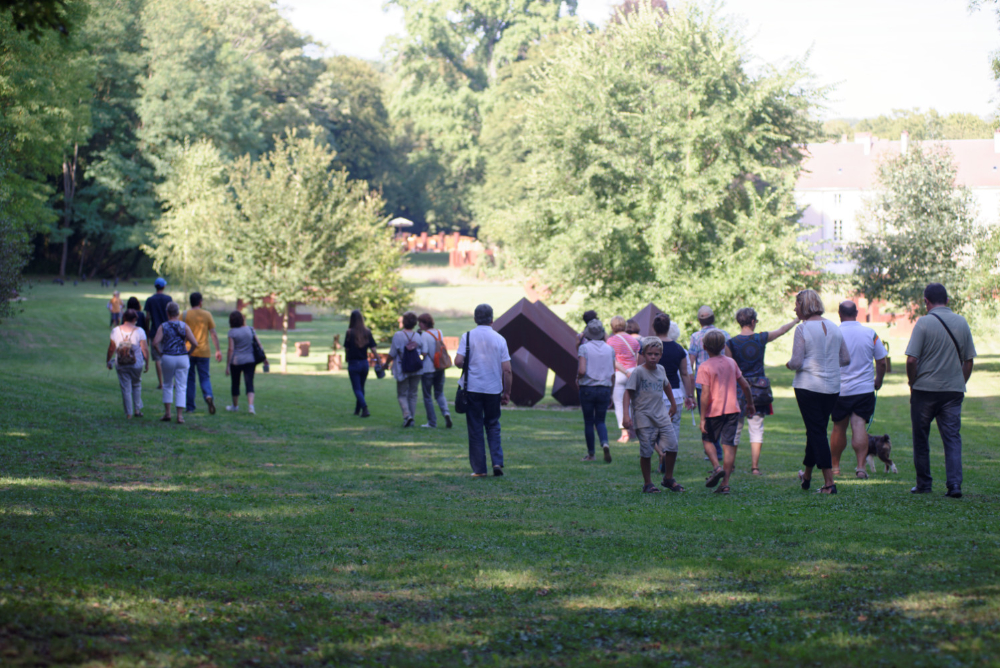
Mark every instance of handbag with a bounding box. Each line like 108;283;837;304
454;331;471;414
373;354;386;379
250;327;267;365
746;376;772;407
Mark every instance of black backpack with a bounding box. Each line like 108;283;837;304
400;332;423;374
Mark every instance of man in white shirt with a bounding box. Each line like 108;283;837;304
830;301;887;478
453;304;513;477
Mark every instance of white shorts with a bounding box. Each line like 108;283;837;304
733;413;764;446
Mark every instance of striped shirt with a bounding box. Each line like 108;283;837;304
608;333;640;370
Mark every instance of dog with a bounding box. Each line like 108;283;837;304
866;434;897;474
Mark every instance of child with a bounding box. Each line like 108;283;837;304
622;337;679;493
696;330;755;494
108;291;123;328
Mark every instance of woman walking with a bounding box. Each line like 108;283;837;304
344;310;378;418
417;313;452;428
225;311;264;415
577;319;616;462
725;308;798;475
608;315;641;443
388;311;423;427
786;290;851;494
153;301;198;424
106;309;149;419
126;296;147;332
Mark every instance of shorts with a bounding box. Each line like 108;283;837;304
702;413;739;446
831;392;876;423
636;423;678;458
150;345;162;362
733;413;764;446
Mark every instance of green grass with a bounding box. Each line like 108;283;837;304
2;280;1000;667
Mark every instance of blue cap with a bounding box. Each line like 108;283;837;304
154;277;167;288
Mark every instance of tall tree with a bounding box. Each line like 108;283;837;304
477;2;821;330
851;145;977;314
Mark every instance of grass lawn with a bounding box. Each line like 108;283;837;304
2;280;1000;667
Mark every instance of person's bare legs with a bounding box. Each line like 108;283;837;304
662;452;678;480
155;360;163;389
162;402;171;421
247;392;255;410
619;428;630;443
721;444;737;487
231;395;239;408
703;440;721;470
750;442;762;472
640;456;653;486
830;417;850;475
176;407;185;424
850;413;869;473
820;467;835;490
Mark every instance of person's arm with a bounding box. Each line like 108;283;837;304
679;357;695;409
226;335;234;376
622;389;634;429
724;344;733;359
786;326;805;370
501;360;512;405
183;324;199;349
106;339;116;368
838;335;851;367
152;325;163;354
906;355;919;387
663;380;677;416
738;376;755;417
874;358;887;391
698;383;711;432
210;328;222;362
577;355;587;385
140;338;150;372
453;334;466;368
962;359;973;383
767;318;800;342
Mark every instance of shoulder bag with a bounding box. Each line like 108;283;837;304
250;327;267;365
454;331;472;414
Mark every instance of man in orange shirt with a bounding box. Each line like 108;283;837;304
182;292;222;414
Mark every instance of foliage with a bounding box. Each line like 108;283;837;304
851;144;977;314
822;108;996;141
477;2;821;333
1;0;71;40
0;132;28;320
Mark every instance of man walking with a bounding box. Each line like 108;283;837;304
143;278;172;390
689;306;729;460
181;292;222;415
830;300;888;477
905;283;976;498
453;304;512;477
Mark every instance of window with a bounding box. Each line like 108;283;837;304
833;219;843;241
833;193;842;205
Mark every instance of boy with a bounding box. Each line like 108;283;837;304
696;330;755;494
622;337;679;493
108;291;123;328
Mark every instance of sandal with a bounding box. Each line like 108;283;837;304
705;467;724;488
661;478;685;492
798;470;811;490
818;484;837;495
751;467;761;476
714;485;730;495
160;415;172;422
855;468;869;479
642;483;660;494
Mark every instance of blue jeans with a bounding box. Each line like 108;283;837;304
421;369;449;427
911;390;964;491
696;387;723;459
579;385;612;455
186;356;213;410
466;391;503;474
348;359;369;410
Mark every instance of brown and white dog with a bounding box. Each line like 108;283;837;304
866;434;897;474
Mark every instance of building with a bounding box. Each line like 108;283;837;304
794;131;1000;273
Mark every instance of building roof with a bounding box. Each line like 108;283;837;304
797;137;1000;190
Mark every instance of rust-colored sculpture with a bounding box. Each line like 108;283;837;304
631;303;666;338
510;348;548;407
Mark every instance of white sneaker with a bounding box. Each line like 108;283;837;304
248;405;256;415
226;405;239;412
420;423;435;428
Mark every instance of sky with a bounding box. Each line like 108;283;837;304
279;0;1000;120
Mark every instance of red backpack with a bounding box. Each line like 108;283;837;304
429;329;453;370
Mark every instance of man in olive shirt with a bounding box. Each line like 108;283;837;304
905;283;976;498
182;291;223;414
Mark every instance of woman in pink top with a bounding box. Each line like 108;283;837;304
608;315;641;443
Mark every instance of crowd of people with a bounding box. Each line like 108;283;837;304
105;280;976;498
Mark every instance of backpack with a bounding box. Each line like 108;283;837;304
400;332;424;374
429;329;453;370
116;330;136;367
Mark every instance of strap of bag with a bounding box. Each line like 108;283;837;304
615;333;638;362
929;312;964;365
461;331;472;385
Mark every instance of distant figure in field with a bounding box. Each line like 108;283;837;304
417;313;452;428
576;318;616;462
106;309;149;419
608;315;641;443
786;289;850;495
830;301;887;478
905;283;976;498
387;311;424;427
724;307;798;475
454;304;512;477
622;337;679;493
153;302;198;424
344;310;378;418
126;296;146;333
108;290;123;328
143;278;172;390
225;310;265;415
182;292;222;415
689;306;730;461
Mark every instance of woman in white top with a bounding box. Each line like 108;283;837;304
106;309;149;419
786;289;851;494
577;319;616;463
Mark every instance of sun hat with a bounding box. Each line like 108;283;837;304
584;319;606;341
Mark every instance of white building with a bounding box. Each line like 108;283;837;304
794;132;1000;273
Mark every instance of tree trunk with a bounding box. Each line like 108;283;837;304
58;144;79;278
280;310;289;373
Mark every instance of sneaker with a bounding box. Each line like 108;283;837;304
225;405;239;412
206;397;216;415
248;405;256;415
471;472;488;478
403;417;415;428
493;465;504;477
582;455;596;461
602;444;612;463
445;414;453;428
420;423;435;428
910;486;932;494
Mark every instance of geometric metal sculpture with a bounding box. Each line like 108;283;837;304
631;302;666;338
509;348;548;407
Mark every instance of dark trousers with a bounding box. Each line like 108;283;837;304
347;359;369;410
230;362;255;396
186;355;212;410
911;390;964;491
466;391;503;474
794;388;837;470
580;385;612;455
421;369;449;427
696;387;723;459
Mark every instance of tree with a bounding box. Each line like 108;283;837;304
851;145;977;314
0;132;28;321
1;0;72;40
477;2;821;332
823;109;996;142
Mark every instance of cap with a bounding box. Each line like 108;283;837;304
154;277;167;288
